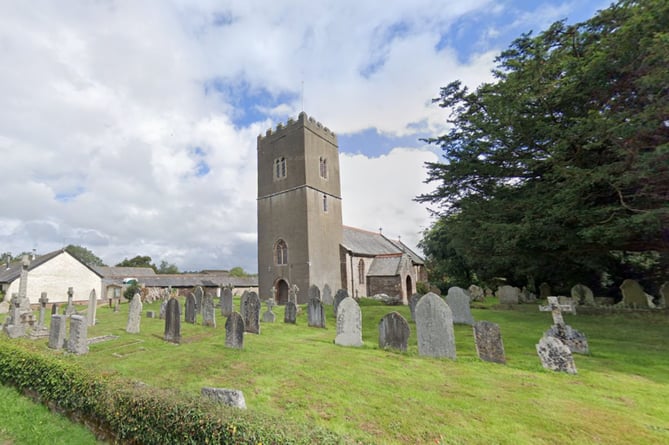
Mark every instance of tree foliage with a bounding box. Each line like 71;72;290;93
157;260;179;274
65;245;106;267
418;0;669;291
116;256;154;270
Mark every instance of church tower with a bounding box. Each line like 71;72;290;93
257;112;343;304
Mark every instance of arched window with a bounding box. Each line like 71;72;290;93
322;194;328;212
275;239;288;265
319;157;328;179
274;157;286;179
358;259;365;284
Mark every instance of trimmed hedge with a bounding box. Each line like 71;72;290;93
0;338;349;444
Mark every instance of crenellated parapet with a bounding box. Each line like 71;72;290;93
258;111;337;144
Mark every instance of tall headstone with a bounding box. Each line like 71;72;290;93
415;292;456;359
497;285;520;304
194;286;204;314
335;297;363;347
185;293;197;324
378;312;410;352
67;315;89;355
284;301;297;324
262;299;276;323
620;279;650;308
308;284;321;302
473;321;506;364
126;293;143;334
86;288;97;327
536;335;577;374
241;291;260;334
164;297;181;344
37;292;49;327
333;289;348;315
202;294;216;327
409;293;422;322
17;255;32;313
225;312;244;349
48;314;67;349
658;282;669;308
571;284;595;306
446;287;474;325
221;286;233;317
307;296;326;328
322;284;333;305
65;287;76;316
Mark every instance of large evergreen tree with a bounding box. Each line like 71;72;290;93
418;0;668;291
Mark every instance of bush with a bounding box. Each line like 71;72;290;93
123;281;140;301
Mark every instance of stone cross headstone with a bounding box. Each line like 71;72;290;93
620;279;651;308
86;288;97;327
333;289;348;315
415;292;456;359
409;293;422;321
126;293;143;334
38;292;49;327
497;285;520;304
202;294;216;327
3;294;26;338
48;314;67;349
539;282;552;300
307;296;326;328
308;284;321;302
322;284;333;305
241;291;260;334
164;297;181;344
473;321;506;364
539;296;568;326
67;315;89;355
262;299;276;323
194;286;204;314
335;297;363;347
17;255;32;313
378;312;410;352
225;312;244;349
284;301;297;324
288;284;299;304
540;297;589;354
536;335;577;374
446;287;474;325
221;286;233;317
65;287;76;316
185;293;197;324
571;284;594;306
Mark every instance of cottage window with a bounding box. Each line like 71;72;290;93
275;239;288;265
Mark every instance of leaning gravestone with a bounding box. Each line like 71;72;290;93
620;279;650;308
185;293;197;324
333;289;348;315
284;301;297;324
125;293;143;334
473;321;506;364
194;286;204;315
308;284;321;302
67;315;89;355
446;287;474;325
409;293;422;321
497;285;520;304
164;297;181;344
335;297;363;347
262;299;276;323
225;312;244;349
48;314;67;349
241;292;260;334
202;294;216;327
571;284;595;306
308;296;326;328
378;312;410;352
415;292;456;359
536;335;577;374
221;286;233;317
86;288;97;327
322;284;333;305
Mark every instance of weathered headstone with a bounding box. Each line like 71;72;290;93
225;312;244;349
322;284;333;305
67;315;89;355
262;299;276;323
536;335;577;374
333;289;348;315
48;314;67;349
201;387;246;409
497;285;520;304
194;286;204;315
51;303;59;315
409;293;422;321
539;282;552;300
446;287;474;325
335;297;363;347
146;311;156;318
241;292;260;334
473;321;506;364
571;284;595;306
289;284;299;304
284;301;297;324
3;294;26;338
658;282;669;308
308;284;321;302
415;292;456;359
378;312;410;352
0;300;10;315
185;293;197;324
159;299;167;319
86;288;97;327
38;292;49;327
519;287;537;304
16;255;32;314
164;297;181;344
620;279;651;308
202;294;216;327
540;297;589;354
126;293;143;334
65;287;76;316
221;286;233;317
468;285;484;302
239;290;250;319
307;296;326;328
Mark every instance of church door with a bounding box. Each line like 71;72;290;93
275;279;289;305
405;275;413;299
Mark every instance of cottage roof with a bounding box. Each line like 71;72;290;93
136;273;257;288
341;226;424;265
93;266;157;278
0;249;102;283
367;254;403;276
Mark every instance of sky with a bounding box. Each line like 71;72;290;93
0;0;611;273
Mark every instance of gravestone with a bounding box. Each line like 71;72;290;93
519;287;537;304
468;284;484;302
571;284;595;306
497;285;520;304
540;297;589;354
620;279;651;308
37;292;49;328
51;303;59;315
221;286;233;317
201;387;246;409
284;301;297;324
308;296;326;328
333;289;348;315
185;293;197;324
146;311;156;318
64;287;76;316
194;286;204;315
378;312;410;352
308;284;321;302
322;284;333;305
126;294;143;334
288;285;298;304
67;315;89;355
48;314;67;349
202;294;216;327
239;291;250;319
658;282;669;308
262;299;276;323
473;321;506;364
539;282;552;300
164;297;181;344
16;256;33;314
335;297;363;347
446;287;474;325
159;299;168;319
409;293;422;321
415;292;456;359
3;294;26;338
86;288;97;327
536;335;577;374
241;292;260;334
0;300;9;315
225;312;244;349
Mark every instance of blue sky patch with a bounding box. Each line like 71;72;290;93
339;128;430;157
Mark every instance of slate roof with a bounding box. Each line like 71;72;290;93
136;273;258;288
341;226;424;265
0;249;102;283
367;254;403;277
93;266;157;278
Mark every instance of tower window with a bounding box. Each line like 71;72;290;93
275;239;288;265
319;157;328;179
323;194;328;212
274;157;287;179
358;259;365;284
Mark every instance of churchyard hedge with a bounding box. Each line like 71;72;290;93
0;338;347;444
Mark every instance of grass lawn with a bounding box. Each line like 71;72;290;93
3;297;669;444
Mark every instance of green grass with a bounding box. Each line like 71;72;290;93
4;298;669;444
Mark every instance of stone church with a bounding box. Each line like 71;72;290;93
257;112;425;305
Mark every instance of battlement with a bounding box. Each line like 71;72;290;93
258;111;337;144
